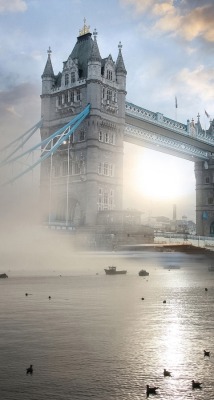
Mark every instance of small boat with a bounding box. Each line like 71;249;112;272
0;273;8;279
138;269;149;276
208;266;214;272
104;266;127;275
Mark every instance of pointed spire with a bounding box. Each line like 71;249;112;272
116;42;127;74
42;47;54;78
89;29;101;62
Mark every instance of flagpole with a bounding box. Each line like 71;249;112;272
175;96;178;120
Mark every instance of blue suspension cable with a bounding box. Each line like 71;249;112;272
1;104;90;187
0;104;90;168
0;119;43;153
1;121;43;165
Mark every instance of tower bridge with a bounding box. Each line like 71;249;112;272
2;22;214;239
125;102;214;161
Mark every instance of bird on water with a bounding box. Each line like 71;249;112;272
164;368;171;376
26;364;33;375
192;380;202;389
146;385;159;396
204;350;210;357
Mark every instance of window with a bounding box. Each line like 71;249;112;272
98;163;102;174
71;72;75;83
99;162;114;177
206;177;210;183
58;95;62;106
64;92;68;103
70;91;74;102
97;188;114;211
104;163;108;175
79;130;85;141
102;88;105;99
65;74;69;85
107;70;113;80
105;132;109;143
74;162;80;175
76;90;80;101
109;133;115;145
109;164;113;177
208;198;213;204
107;89;112;102
99;131;103;142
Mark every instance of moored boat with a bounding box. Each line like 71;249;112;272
138;269;149;276
104;266;127;275
0;273;8;278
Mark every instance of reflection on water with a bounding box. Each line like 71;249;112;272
0;250;214;399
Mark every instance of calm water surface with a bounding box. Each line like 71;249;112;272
0;251;214;399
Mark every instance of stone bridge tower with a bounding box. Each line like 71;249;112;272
195;157;214;236
40;22;127;227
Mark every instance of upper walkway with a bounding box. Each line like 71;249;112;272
124;101;214;161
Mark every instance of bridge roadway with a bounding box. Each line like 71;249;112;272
124;102;214;162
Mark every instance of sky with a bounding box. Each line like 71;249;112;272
0;0;214;223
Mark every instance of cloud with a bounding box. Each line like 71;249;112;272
175;64;214;102
121;0;214;43
0;0;27;13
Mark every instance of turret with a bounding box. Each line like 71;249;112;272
87;29;101;79
115;42;127;90
41;47;55;94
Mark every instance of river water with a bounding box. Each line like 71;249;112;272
0;250;214;399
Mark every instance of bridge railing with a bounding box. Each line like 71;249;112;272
125;102;187;132
125;102;214;146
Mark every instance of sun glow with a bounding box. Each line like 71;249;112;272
133;150;189;200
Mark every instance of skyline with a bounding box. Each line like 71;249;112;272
1;0;214;221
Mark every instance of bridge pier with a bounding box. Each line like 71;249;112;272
195;159;214;236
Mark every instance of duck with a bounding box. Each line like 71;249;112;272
204;350;210;357
146;385;159;396
163;368;171;376
26;364;33;375
48;296;51;300
192;380;202;389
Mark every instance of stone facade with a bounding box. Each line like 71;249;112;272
40;24;126;227
195;159;214;236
